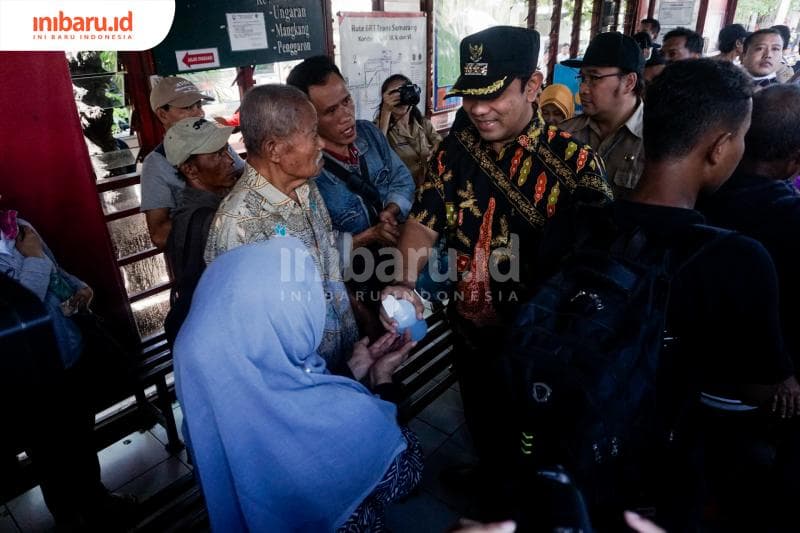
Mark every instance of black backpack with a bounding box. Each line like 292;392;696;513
503;207;731;511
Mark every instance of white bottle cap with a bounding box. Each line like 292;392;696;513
382;295;400;319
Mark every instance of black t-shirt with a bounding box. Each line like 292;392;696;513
700;172;800;368
613;200;793;391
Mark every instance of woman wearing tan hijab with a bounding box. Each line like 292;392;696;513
539;83;575;126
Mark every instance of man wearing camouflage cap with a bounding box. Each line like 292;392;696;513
141;77;244;249
162;117;238;343
381;25;611;512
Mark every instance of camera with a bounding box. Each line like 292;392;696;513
395;82;421;106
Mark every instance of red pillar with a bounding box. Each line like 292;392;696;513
0;52;135;339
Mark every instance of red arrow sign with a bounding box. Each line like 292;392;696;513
182;51;216;67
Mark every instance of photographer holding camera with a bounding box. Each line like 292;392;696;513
376;74;442;187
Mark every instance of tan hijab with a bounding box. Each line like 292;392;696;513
540;84;575;120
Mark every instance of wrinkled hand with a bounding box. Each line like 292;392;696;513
449;518;517;533
349;332;411;381
772;375;800;419
379;203;401;226
15;225;45;258
348;337;376;381
69;286;94;311
369;336;416;386
367;331;409;359
373;220;401;246
352;222;400;250
379;285;424;333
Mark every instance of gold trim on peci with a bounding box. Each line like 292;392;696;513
448;76;508;96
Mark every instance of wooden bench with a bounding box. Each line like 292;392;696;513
396;306;457;423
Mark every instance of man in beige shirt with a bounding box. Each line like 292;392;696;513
562;32;645;197
204;84;359;369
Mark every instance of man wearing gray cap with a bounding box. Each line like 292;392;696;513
141;77;243;249
562;32;645;197
161;117;238;343
381;25;611;511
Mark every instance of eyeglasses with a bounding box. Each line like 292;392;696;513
576;72;624;86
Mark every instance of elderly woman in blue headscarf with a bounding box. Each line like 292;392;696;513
174;237;423;532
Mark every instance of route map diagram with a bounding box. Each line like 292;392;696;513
338;13;427;121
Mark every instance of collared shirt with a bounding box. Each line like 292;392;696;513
411;110;612;327
204;163;358;368
315;120;416;235
561;100;644;198
751;73;779;89
374;116;443;185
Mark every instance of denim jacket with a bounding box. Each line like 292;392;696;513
313;120;415;235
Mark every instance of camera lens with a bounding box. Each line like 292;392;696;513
398;83;421;106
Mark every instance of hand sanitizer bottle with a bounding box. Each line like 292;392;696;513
382;295;428;342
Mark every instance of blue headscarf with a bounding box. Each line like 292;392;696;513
174;237;406;532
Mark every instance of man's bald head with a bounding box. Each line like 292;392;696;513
744;84;800;162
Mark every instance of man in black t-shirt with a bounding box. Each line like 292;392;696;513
701;85;800;377
699;85;800;529
620;59;797;531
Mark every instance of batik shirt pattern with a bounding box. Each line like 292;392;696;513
204;163;359;369
410;112;612;326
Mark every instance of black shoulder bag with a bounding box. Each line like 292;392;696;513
323;156;383;225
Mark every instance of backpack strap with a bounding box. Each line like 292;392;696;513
178;206;214;296
164;206;214;345
660;223;737;444
323;156;383;225
669;223;736;276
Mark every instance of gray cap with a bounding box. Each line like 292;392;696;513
164;118;234;166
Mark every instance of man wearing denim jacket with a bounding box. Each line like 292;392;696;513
287;56;416;252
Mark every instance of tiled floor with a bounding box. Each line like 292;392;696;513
1;385;475;532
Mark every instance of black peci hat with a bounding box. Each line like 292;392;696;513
562;32;644;74
447;26;540;100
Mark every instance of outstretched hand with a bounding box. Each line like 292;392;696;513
348;331;414;382
369;334;416;387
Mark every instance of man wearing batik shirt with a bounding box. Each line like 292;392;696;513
380;25;612;515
